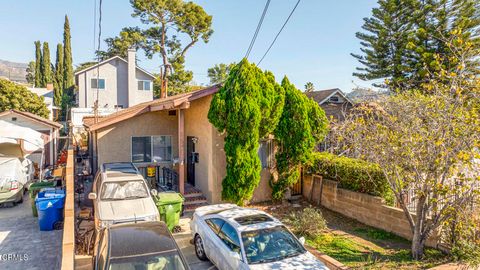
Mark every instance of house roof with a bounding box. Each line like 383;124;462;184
0;110;62;129
74;56;155;79
84;84;221;131
305;88;353;105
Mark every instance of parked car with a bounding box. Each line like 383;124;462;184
190;204;329;270
93;221;190;270
89;162;159;229
0;156;34;205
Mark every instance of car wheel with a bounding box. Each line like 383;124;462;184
194;234;208;261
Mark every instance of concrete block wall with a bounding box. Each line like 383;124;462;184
303;174;440;247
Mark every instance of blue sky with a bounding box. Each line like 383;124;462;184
0;0;378;92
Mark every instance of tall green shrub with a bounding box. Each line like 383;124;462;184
54;43;64;107
41;42;52;86
308;152;393;204
63;15;74;91
208;59;284;205
34;41;42;87
272;78;329;200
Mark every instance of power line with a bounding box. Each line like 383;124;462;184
257;0;301;66
94;0;103;123
245;0;271;59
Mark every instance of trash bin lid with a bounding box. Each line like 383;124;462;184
155;192;184;205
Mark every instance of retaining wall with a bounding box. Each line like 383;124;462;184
302;174;439;247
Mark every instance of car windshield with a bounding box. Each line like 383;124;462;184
241;225;306;264
101;181;148;200
109;251;186;270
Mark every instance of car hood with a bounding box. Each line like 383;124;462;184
98;197;158;221
248;252;328;270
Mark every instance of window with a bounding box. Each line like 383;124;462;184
258;140;274;169
218;222;241;253
206;218;225;234
131;136;172;163
329;95;339;102
138;80;151;91
91;78;105;90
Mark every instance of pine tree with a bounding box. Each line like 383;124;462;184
63;15;74;90
54;43;64;106
353;0;480;91
41;42;52;86
34;41;43;87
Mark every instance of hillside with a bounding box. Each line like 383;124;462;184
0;59;28;83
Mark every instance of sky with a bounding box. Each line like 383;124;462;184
0;0;379;92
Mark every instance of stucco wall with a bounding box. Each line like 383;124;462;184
302;175;440;247
96;111;178;167
184;96;216;202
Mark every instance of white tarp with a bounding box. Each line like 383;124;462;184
0;123;44;152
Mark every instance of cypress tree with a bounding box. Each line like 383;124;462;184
41;42;52;86
63;15;74;90
54;43;64;106
34;41;43;87
272;78;329;200
208;59;284;205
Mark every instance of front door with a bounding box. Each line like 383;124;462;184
187;136;195;186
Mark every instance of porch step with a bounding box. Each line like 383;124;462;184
184;202;209;213
183;191;203;198
184;195;207;206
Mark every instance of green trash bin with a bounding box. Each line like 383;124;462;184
29;181;56;217
154;192;184;231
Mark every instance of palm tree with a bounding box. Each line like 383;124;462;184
304;82;314;92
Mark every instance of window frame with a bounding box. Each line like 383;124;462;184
138;80;152;91
131;135;173;163
91;78;106;90
258;139;274;169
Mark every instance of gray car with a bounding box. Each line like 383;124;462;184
93;221;190;270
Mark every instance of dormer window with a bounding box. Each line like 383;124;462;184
329;96;339;103
138;80;151;91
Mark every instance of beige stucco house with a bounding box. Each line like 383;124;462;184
75;49;155;110
84;86;275;206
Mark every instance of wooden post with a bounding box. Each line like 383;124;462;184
177;109;185;194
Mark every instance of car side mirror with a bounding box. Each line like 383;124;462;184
298;236;306;246
88;192;97;200
150;189;158;196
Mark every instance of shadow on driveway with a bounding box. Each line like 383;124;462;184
0;193;63;270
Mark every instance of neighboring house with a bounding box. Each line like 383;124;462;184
28;83;59;121
0;110;62;167
74;48;155;110
305;88;354;121
347;87;389;103
83;85;275;206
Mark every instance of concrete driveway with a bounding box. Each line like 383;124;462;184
174;217;218;270
0;192;62;270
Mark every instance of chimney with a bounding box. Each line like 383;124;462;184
127;48;136;107
46;83;54;91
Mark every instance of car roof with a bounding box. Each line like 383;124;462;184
102;171;145;182
102;162;139;173
108;221;178;258
198;204;282;231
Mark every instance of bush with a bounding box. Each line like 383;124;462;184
285;207;326;237
307;152;393;204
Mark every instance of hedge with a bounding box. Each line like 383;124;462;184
307;152;394;205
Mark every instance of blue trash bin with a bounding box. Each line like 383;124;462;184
35;189;65;231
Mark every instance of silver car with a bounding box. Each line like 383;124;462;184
89;163;159;229
190;204;329;270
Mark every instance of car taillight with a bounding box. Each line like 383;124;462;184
10;182;19;191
